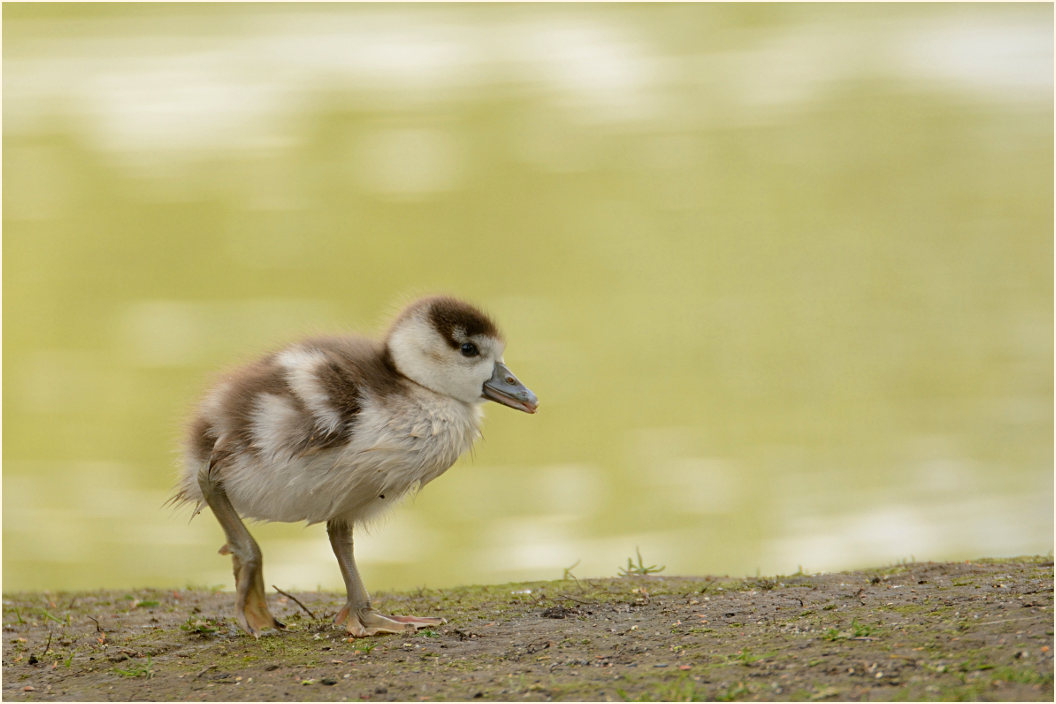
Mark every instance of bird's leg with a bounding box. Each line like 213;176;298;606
198;459;284;637
326;519;445;637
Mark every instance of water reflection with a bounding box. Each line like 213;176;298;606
7;7;1051;162
3;3;1052;592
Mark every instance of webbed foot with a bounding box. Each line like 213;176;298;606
335;605;445;637
222;544;285;637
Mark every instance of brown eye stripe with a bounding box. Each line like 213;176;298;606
425;297;501;349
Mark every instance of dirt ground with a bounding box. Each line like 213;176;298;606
2;557;1052;702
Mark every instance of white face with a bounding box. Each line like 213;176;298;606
387;311;506;405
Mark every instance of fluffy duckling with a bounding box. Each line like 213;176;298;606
172;296;537;637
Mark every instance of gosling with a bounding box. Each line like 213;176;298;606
171;296;537;637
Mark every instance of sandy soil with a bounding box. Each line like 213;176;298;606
2;557;1052;701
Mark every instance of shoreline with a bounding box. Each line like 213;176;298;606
3;557;1052;701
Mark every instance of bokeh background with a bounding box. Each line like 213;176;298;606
3;3;1052;593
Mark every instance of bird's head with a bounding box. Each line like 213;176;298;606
385;296;538;413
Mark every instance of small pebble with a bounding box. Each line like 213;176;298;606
22;686;35;692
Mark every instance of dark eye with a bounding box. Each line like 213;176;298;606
460;342;479;358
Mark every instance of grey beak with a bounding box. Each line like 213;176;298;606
482;362;538;414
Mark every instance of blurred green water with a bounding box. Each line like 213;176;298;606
3;3;1052;592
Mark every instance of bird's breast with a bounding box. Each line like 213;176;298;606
319;390;484;522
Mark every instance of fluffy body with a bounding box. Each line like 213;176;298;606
174;337;483;525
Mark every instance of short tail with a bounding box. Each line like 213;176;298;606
163;464;206;520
